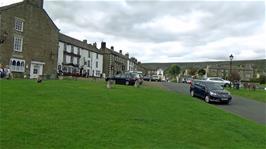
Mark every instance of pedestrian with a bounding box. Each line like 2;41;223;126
5;65;12;79
0;64;4;79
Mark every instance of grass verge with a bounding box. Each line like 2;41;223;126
0;80;265;149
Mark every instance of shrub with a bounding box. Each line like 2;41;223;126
258;75;266;84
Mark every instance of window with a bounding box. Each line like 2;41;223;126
15;17;24;32
96;53;99;59
88;51;90;58
87;60;90;67
13;35;23;52
66;55;71;63
33;66;39;74
96;61;98;68
73;57;77;64
10;58;25;72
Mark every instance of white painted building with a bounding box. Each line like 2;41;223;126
127;57;138;72
157;68;165;80
57;33;103;77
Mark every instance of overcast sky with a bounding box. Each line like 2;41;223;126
1;0;265;62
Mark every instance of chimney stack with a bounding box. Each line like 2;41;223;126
101;42;106;49
110;46;114;50
125;53;129;57
24;0;43;8
83;39;87;43
119;50;122;54
93;42;97;48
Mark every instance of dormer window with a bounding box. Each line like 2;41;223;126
15;17;24;32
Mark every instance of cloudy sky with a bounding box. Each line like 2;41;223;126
1;0;265;62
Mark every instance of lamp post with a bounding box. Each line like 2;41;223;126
229;54;234;86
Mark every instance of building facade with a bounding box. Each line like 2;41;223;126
0;0;59;78
101;42;129;77
57;33;103;77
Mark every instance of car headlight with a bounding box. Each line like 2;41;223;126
210;91;217;96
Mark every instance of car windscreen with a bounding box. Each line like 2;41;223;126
206;83;223;90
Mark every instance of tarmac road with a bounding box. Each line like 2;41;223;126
161;82;266;125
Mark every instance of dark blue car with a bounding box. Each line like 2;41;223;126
190;80;232;104
106;72;139;86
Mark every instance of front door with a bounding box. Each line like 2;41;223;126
30;62;44;79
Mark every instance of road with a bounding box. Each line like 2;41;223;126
161;82;266;125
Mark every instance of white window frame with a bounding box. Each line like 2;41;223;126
13;35;23;52
15;17;24;32
10;58;25;72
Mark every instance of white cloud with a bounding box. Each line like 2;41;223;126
1;0;265;62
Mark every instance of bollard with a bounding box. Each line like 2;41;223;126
134;79;140;88
106;79;113;89
36;75;42;83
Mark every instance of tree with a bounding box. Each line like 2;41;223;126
198;69;206;76
165;64;181;77
229;70;241;81
188;67;198;76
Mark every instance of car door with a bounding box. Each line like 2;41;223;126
197;82;206;98
193;82;201;96
120;74;126;84
114;74;121;84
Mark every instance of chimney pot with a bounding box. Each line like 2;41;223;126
111;46;114;50
101;42;106;49
119;50;122;54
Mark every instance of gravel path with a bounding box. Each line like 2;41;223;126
161;82;266;125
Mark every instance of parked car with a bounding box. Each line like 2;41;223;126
151;75;161;82
143;75;151;81
190;80;232;104
204;77;231;87
105;72;139;85
130;72;143;85
182;76;193;84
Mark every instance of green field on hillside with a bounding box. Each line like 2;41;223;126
0;80;265;149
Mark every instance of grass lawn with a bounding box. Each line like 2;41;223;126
0;80;266;149
227;88;266;103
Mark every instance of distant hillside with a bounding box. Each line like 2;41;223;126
143;59;266;71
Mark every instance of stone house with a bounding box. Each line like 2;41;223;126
58;33;103;77
100;42;129;77
0;0;59;78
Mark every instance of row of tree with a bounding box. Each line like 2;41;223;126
164;64;242;81
164;64;206;78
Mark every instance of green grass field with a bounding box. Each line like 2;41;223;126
0;80;266;149
227;88;266;103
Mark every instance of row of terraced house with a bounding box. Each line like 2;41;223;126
0;0;144;79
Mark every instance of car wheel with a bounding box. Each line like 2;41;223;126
205;96;210;103
224;83;229;87
190;90;195;97
125;81;129;85
225;100;231;105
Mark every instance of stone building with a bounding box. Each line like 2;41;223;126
100;42;129;77
58;33;103;77
0;0;59;78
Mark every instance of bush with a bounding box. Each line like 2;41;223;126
259;75;266;84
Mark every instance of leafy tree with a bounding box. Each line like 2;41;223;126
165;64;181;77
229;70;240;81
198;69;206;76
188;67;198;76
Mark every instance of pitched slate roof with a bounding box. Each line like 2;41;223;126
59;33;102;54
